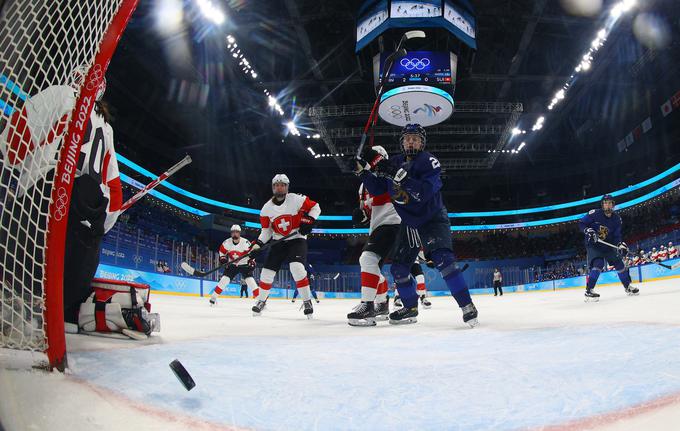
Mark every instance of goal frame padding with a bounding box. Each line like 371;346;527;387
43;0;140;371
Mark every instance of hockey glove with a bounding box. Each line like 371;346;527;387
375;160;408;184
355;147;385;174
248;258;256;268
219;255;229;265
584;228;598;244
426;260;436;268
617;242;629;256
352;207;369;226
299;215;316;235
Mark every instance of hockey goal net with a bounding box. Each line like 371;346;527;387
0;0;138;370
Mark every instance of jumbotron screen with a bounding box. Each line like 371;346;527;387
376;50;454;86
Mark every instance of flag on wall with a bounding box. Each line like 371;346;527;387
661;99;672;117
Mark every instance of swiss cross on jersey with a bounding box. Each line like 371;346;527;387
273;215;294;235
219;238;251;266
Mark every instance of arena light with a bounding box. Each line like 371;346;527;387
195;0;225;25
532;116;545;131
286;121;300;136
312;133;320;139
511;127;522;136
517;142;526;152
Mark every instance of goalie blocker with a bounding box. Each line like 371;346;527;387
78;278;160;340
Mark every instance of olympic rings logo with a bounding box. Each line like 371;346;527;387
85;64;103;91
389;105;404;119
400;57;430;70
53;187;69;221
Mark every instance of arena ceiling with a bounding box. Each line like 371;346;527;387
107;0;680;214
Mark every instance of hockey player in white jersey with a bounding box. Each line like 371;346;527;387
347;146;402;326
669;242;678;259
248;174;321;318
209;225;258;305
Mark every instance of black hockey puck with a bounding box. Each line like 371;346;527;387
169;359;195;391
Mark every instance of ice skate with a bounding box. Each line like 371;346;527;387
252;299;267;316
625;285;639;296
389;306;418;325
347;301;376;327
394;295;402;308
420;295;432;309
584;288;600;302
374;301;389;321
209;292;218;306
461;303;478;327
303;299;314;319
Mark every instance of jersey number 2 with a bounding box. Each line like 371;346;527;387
429;157;441;169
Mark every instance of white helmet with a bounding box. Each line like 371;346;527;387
272;174;290;186
372;145;388;160
669;242;674;247
230;224;241;232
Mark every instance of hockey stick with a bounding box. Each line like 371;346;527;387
355;31;426;160
120;155;192;212
598;239;673;270
181;231;297;278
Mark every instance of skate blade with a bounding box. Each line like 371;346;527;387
306;314;314;319
422;304;432;309
374;314;389;321
348;318;376;327
389;317;417;325
252;311;262;316
627;292;640;296
584;297;600;303
465;318;479;328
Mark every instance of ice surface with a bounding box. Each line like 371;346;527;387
2;279;680;431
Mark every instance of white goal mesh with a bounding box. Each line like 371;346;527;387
0;0;134;368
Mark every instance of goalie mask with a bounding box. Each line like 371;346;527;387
70;65;106;101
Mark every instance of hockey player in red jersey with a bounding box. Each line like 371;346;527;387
347;146;402;326
248;174;321;318
208;224;258;305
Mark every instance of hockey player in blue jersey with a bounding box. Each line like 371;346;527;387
355;124;478;327
578;194;639;301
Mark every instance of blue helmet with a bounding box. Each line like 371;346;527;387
400;123;426;156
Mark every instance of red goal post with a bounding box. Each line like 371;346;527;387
0;0;140;370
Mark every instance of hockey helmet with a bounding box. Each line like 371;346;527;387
272;174;290;186
372;145;388;160
400;124;426;156
230;224;241;232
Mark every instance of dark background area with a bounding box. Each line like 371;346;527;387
106;0;680;214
